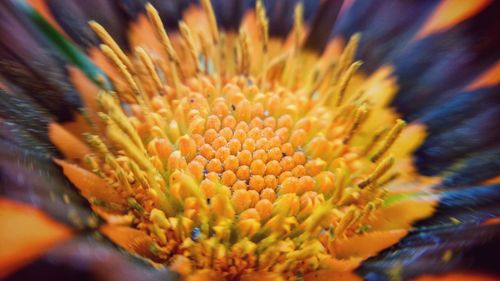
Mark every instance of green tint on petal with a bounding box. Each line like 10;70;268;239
16;0;112;90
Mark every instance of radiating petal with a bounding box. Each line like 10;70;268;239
412;272;499;281
332;0;439;72
211;0;252;30
416;184;500;226
28;0;130;50
438;149;500;188
358;223;499;281
0;198;72;279
358;183;500;280
415;107;500;177
0;140;98;228
0;1;82;122
4;236;179;281
0;89;57;156
304;0;344;52
391;1;500;118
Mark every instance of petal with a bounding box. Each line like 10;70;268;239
412;272;499;281
0;198;72;279
438;148;500;188
0;89;57;156
211;0;251;31
0;140;98;229
48;123;91;161
415;107;500;177
304;270;362;281
53;159;128;210
414;0;492;40
148;0;195;30
0;1;82;122
30;0;130;50
4;236;179;281
358;223;500;281
367;197;437;231
416;184;500;226
265;0;321;37
332;0;439;72
304;0;344;52
333;230;408;260
417;86;499;135
99;225;158;261
359;183;500;280
391;1;500;118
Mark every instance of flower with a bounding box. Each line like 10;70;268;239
0;1;499;281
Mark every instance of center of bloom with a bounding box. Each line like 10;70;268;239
50;1;438;280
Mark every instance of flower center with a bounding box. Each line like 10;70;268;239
50;1;436;279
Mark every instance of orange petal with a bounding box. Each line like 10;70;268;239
483;175;500;185
99;224;156;260
68;66;104;133
49;122;91;161
304;269;363;281
466;60;500;91
319;256;364;272
482;217;500;226
333;229;408;259
414;0;491;40
412;272;499;281
61;113;93;139
185;269;224;281
241;272;285;281
368;198;437;231
0;198;72;278
128;14;166;63
53;159;127;209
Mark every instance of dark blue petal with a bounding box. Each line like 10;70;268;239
304;0;344;52
359;224;499;281
417;86;500;135
265;0;321;37
44;0;131;50
417;184;500;226
415;107;500;176
212;0;252;31
391;1;500;118
438;147;500;188
0;139;98;229
359;184;500;280
0;1;82;122
332;0;439;72
5;235;179;281
147;0;194;29
0;89;58;156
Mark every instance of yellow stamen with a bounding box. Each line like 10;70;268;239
371;119;406;162
53;3;439;278
89;21;134;71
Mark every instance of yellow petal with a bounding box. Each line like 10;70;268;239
368;198;437;231
185;269;224;281
319;256;364;272
333;229;408;259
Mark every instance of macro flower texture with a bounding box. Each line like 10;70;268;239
0;0;499;280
